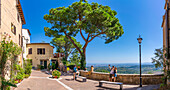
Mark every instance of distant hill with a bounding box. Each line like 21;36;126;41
86;63;163;74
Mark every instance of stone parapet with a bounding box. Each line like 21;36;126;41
79;70;163;85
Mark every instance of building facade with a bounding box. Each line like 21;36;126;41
162;0;170;85
26;43;56;69
22;29;31;59
0;0;25;65
0;0;26;80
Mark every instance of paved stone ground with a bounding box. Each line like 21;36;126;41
14;70;160;90
14;70;67;90
60;75;160;90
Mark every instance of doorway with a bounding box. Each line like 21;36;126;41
44;61;47;69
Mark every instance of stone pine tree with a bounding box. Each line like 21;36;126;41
44;0;124;69
51;35;82;62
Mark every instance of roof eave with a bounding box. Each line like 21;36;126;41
16;0;26;25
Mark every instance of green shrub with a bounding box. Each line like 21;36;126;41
40;66;44;70
14;81;18;84
15;65;25;75
6;86;10;90
16;73;24;80
48;63;56;70
24;74;30;78
67;65;75;70
37;65;45;70
37;64;41;69
14;65;25;80
160;83;165;88
24;64;32;75
52;70;61;78
24;59;32;75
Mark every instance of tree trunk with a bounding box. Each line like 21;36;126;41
80;42;88;70
80;53;86;70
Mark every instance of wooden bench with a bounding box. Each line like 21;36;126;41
99;81;123;90
75;75;87;82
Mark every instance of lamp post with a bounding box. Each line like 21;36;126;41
50;57;52;71
137;35;142;87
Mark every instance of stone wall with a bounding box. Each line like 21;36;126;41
79;70;163;85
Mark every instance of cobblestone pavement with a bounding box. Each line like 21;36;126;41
14;70;67;90
60;75;160;90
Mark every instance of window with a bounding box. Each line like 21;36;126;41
40;60;43;65
11;23;16;35
17;14;20;23
28;48;32;54
21;37;23;46
37;48;45;55
19;34;20;45
26;39;29;43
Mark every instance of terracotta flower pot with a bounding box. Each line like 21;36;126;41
54;76;58;78
18;79;22;83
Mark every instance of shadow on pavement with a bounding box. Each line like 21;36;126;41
27;88;31;90
75;79;85;82
61;72;73;76
65;78;85;83
65;79;74;81
96;84;160;90
96;86;119;90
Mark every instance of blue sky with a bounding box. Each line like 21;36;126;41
21;0;165;64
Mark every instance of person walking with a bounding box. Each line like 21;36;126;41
114;67;117;82
108;64;114;82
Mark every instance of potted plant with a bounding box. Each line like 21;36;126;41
14;80;18;84
37;64;41;70
52;70;61;78
40;65;44;70
16;74;23;83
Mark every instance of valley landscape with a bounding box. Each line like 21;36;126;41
87;63;162;74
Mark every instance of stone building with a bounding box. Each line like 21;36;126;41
0;0;26;80
22;29;31;59
0;0;26;65
26;43;58;69
162;0;170;85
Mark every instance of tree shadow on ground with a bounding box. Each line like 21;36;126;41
61;72;73;76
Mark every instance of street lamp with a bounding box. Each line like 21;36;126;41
137;35;142;87
50;57;52;71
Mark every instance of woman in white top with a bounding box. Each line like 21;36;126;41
108;65;114;82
